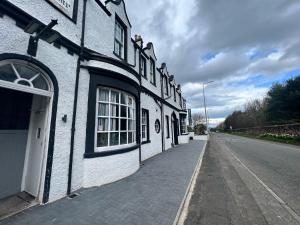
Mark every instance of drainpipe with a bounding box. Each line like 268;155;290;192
160;73;165;152
67;0;87;196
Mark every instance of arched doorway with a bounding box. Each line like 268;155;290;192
171;112;179;146
0;58;56;213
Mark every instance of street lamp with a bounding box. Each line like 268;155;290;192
203;81;214;134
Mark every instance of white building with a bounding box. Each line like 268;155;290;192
0;0;190;207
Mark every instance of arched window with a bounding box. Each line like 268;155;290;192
0;60;52;96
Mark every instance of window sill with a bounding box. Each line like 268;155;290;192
181;133;189;136
150;82;156;87
113;51;126;62
141;75;148;80
84;144;139;158
142;140;151;145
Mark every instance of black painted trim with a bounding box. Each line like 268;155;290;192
140;86;183;112
84;145;139;158
142;140;151;145
85;70;140;158
0;53;59;204
82;64;140;82
95;0;112;16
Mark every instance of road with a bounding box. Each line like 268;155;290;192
184;133;300;225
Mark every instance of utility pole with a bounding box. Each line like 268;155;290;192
202;81;214;134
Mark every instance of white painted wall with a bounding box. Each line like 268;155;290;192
83;149;139;188
0;15;78;202
7;0;83;45
140;93;162;161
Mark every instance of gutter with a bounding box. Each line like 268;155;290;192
67;0;87;196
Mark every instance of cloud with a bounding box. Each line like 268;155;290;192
125;0;300;125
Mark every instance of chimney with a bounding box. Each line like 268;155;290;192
134;34;143;48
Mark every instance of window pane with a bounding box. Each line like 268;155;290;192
120;132;127;145
110;118;119;131
110;104;119;117
121;93;127;104
142;125;146;138
128;108;134;119
99;103;109;116
0;64;17;82
128;132;133;143
110;132;119;146
115;41;120;55
98;118;109;131
128;97;133;106
121;119;127;131
121;106;127;117
128;120;133;130
15;64;37;80
32;75;48;90
99;89;109;102
97;133;108;147
111;91;119;103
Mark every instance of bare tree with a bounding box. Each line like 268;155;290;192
192;113;205;125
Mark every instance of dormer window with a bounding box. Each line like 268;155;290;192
114;19;126;59
140;56;146;78
150;59;156;85
173;86;176;102
164;77;169;95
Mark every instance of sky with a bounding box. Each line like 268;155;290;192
124;0;300;127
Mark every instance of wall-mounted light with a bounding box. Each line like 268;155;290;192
62;114;67;123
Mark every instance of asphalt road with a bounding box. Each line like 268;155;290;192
184;133;300;225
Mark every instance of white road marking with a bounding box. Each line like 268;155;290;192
226;146;300;224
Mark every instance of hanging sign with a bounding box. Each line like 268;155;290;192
47;0;75;19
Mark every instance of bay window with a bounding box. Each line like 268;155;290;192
96;87;136;151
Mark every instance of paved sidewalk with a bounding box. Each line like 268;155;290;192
1;140;205;225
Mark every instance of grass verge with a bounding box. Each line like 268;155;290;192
225;132;300;146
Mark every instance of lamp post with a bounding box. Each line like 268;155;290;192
203;81;214;134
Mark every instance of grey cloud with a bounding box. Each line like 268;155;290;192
126;0;300;122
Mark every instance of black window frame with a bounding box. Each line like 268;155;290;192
155;119;161;133
141;108;150;144
114;15;128;61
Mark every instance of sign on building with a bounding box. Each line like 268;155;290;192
47;0;76;19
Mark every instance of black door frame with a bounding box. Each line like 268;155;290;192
172;112;179;145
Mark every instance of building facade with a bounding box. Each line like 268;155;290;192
0;0;190;205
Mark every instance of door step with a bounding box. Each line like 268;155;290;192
0;192;37;220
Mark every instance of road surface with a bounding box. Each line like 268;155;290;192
184;133;300;225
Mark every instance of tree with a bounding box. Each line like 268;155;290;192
192;113;205;125
266;76;300;122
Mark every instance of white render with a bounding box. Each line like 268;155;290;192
0;0;190;204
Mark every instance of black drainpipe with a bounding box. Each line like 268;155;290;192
160;73;165;152
137;46;142;165
67;0;87;196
